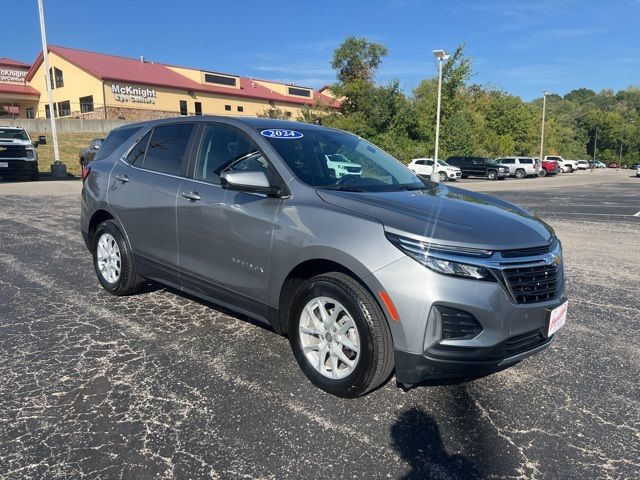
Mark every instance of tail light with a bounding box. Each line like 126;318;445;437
81;165;91;182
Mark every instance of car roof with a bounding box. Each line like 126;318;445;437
110;115;331;134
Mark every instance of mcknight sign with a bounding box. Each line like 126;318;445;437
0;68;27;84
112;84;157;104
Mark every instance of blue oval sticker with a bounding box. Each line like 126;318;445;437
261;129;303;139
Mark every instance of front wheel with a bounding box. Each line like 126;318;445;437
288;272;394;398
439;171;447;182
487;170;497;180
93;220;145;296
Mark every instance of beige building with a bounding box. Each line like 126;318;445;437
1;46;339;120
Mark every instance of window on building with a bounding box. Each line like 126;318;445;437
48;68;54;89
45;103;59;119
143;123;194;176
57;100;71;117
53;67;64;88
237;106;244;112
204;73;237;87
285;111;292;117
26;108;34;119
79;95;94;113
288;86;311;97
194;123;265;184
127;131;152;166
224;105;231;111
179;100;188;116
194;102;202;116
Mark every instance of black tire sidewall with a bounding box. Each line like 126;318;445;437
289;277;377;397
487;171;497;180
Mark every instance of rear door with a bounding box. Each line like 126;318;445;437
108;122;197;280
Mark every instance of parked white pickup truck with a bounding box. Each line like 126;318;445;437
544;155;579;173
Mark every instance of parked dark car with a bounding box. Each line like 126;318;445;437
79;138;105;166
446;156;510;180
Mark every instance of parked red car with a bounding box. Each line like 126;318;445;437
540;159;560;176
609;162;618;168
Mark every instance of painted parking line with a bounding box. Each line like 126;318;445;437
634;211;640;217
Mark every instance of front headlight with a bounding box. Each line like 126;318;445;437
386;233;496;281
25;149;36;160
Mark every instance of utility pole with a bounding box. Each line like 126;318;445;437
432;49;449;183
593;128;597;162
539;90;548;164
37;0;66;177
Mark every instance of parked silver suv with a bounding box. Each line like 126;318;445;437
81;117;567;397
497;157;540;178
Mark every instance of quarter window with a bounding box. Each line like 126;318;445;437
143;124;194;176
94;126;143;161
127;131;152;166
194;124;264;184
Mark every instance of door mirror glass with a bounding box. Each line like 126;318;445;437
220;170;281;197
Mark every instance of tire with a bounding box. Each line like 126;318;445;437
461;174;468;179
515;169;526;179
438;171;447;182
566;166;574;173
29;172;39;181
538;169;547;177
92;220;145;296
487;170;497;180
288;272;394;398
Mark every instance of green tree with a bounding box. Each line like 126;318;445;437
331;36;388;85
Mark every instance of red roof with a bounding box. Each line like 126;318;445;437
0;57;30;68
0;83;40;97
26;45;340;109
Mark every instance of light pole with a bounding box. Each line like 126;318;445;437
37;0;65;177
539;90;548;165
432;49;449;183
592;127;597;162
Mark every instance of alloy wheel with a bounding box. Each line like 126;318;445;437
298;296;361;379
96;233;121;283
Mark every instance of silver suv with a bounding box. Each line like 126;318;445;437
497;157;540;179
81;117;567;397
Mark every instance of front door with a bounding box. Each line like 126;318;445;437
108;122;196;280
177;123;282;310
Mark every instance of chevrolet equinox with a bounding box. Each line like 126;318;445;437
81;117;567;397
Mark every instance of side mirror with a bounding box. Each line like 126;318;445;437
220;170;281;197
38;135;47;145
32;141;39;148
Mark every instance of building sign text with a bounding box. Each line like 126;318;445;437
0;68;27;84
112;84;157;104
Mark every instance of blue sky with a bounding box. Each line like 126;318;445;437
3;0;639;100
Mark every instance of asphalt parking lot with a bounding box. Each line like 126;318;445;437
1;170;638;479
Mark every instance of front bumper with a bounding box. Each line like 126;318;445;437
373;254;565;385
447;171;462;180
496;170;509;178
0;159;38;178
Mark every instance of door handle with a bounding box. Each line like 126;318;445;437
115;174;129;183
180;191;201;201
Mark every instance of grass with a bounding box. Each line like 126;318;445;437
30;131;105;176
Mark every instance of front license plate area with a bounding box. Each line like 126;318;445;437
547;300;568;337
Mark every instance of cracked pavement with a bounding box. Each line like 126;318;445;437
0;175;638;479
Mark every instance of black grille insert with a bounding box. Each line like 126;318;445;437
501;238;556;258
437;306;483;340
505;330;547;356
503;263;562;304
0;145;27;159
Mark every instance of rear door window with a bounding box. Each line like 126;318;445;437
143;123;195;176
520;159;533;164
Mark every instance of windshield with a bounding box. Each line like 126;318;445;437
261;127;424;191
0;128;29;141
437;160;451;167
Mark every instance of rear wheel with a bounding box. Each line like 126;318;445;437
487;170;497;180
93;220;145;296
538;169;547;177
515;169;526;179
288;272;394;398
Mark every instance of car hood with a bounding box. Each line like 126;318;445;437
0;138;32;146
316;183;554;250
